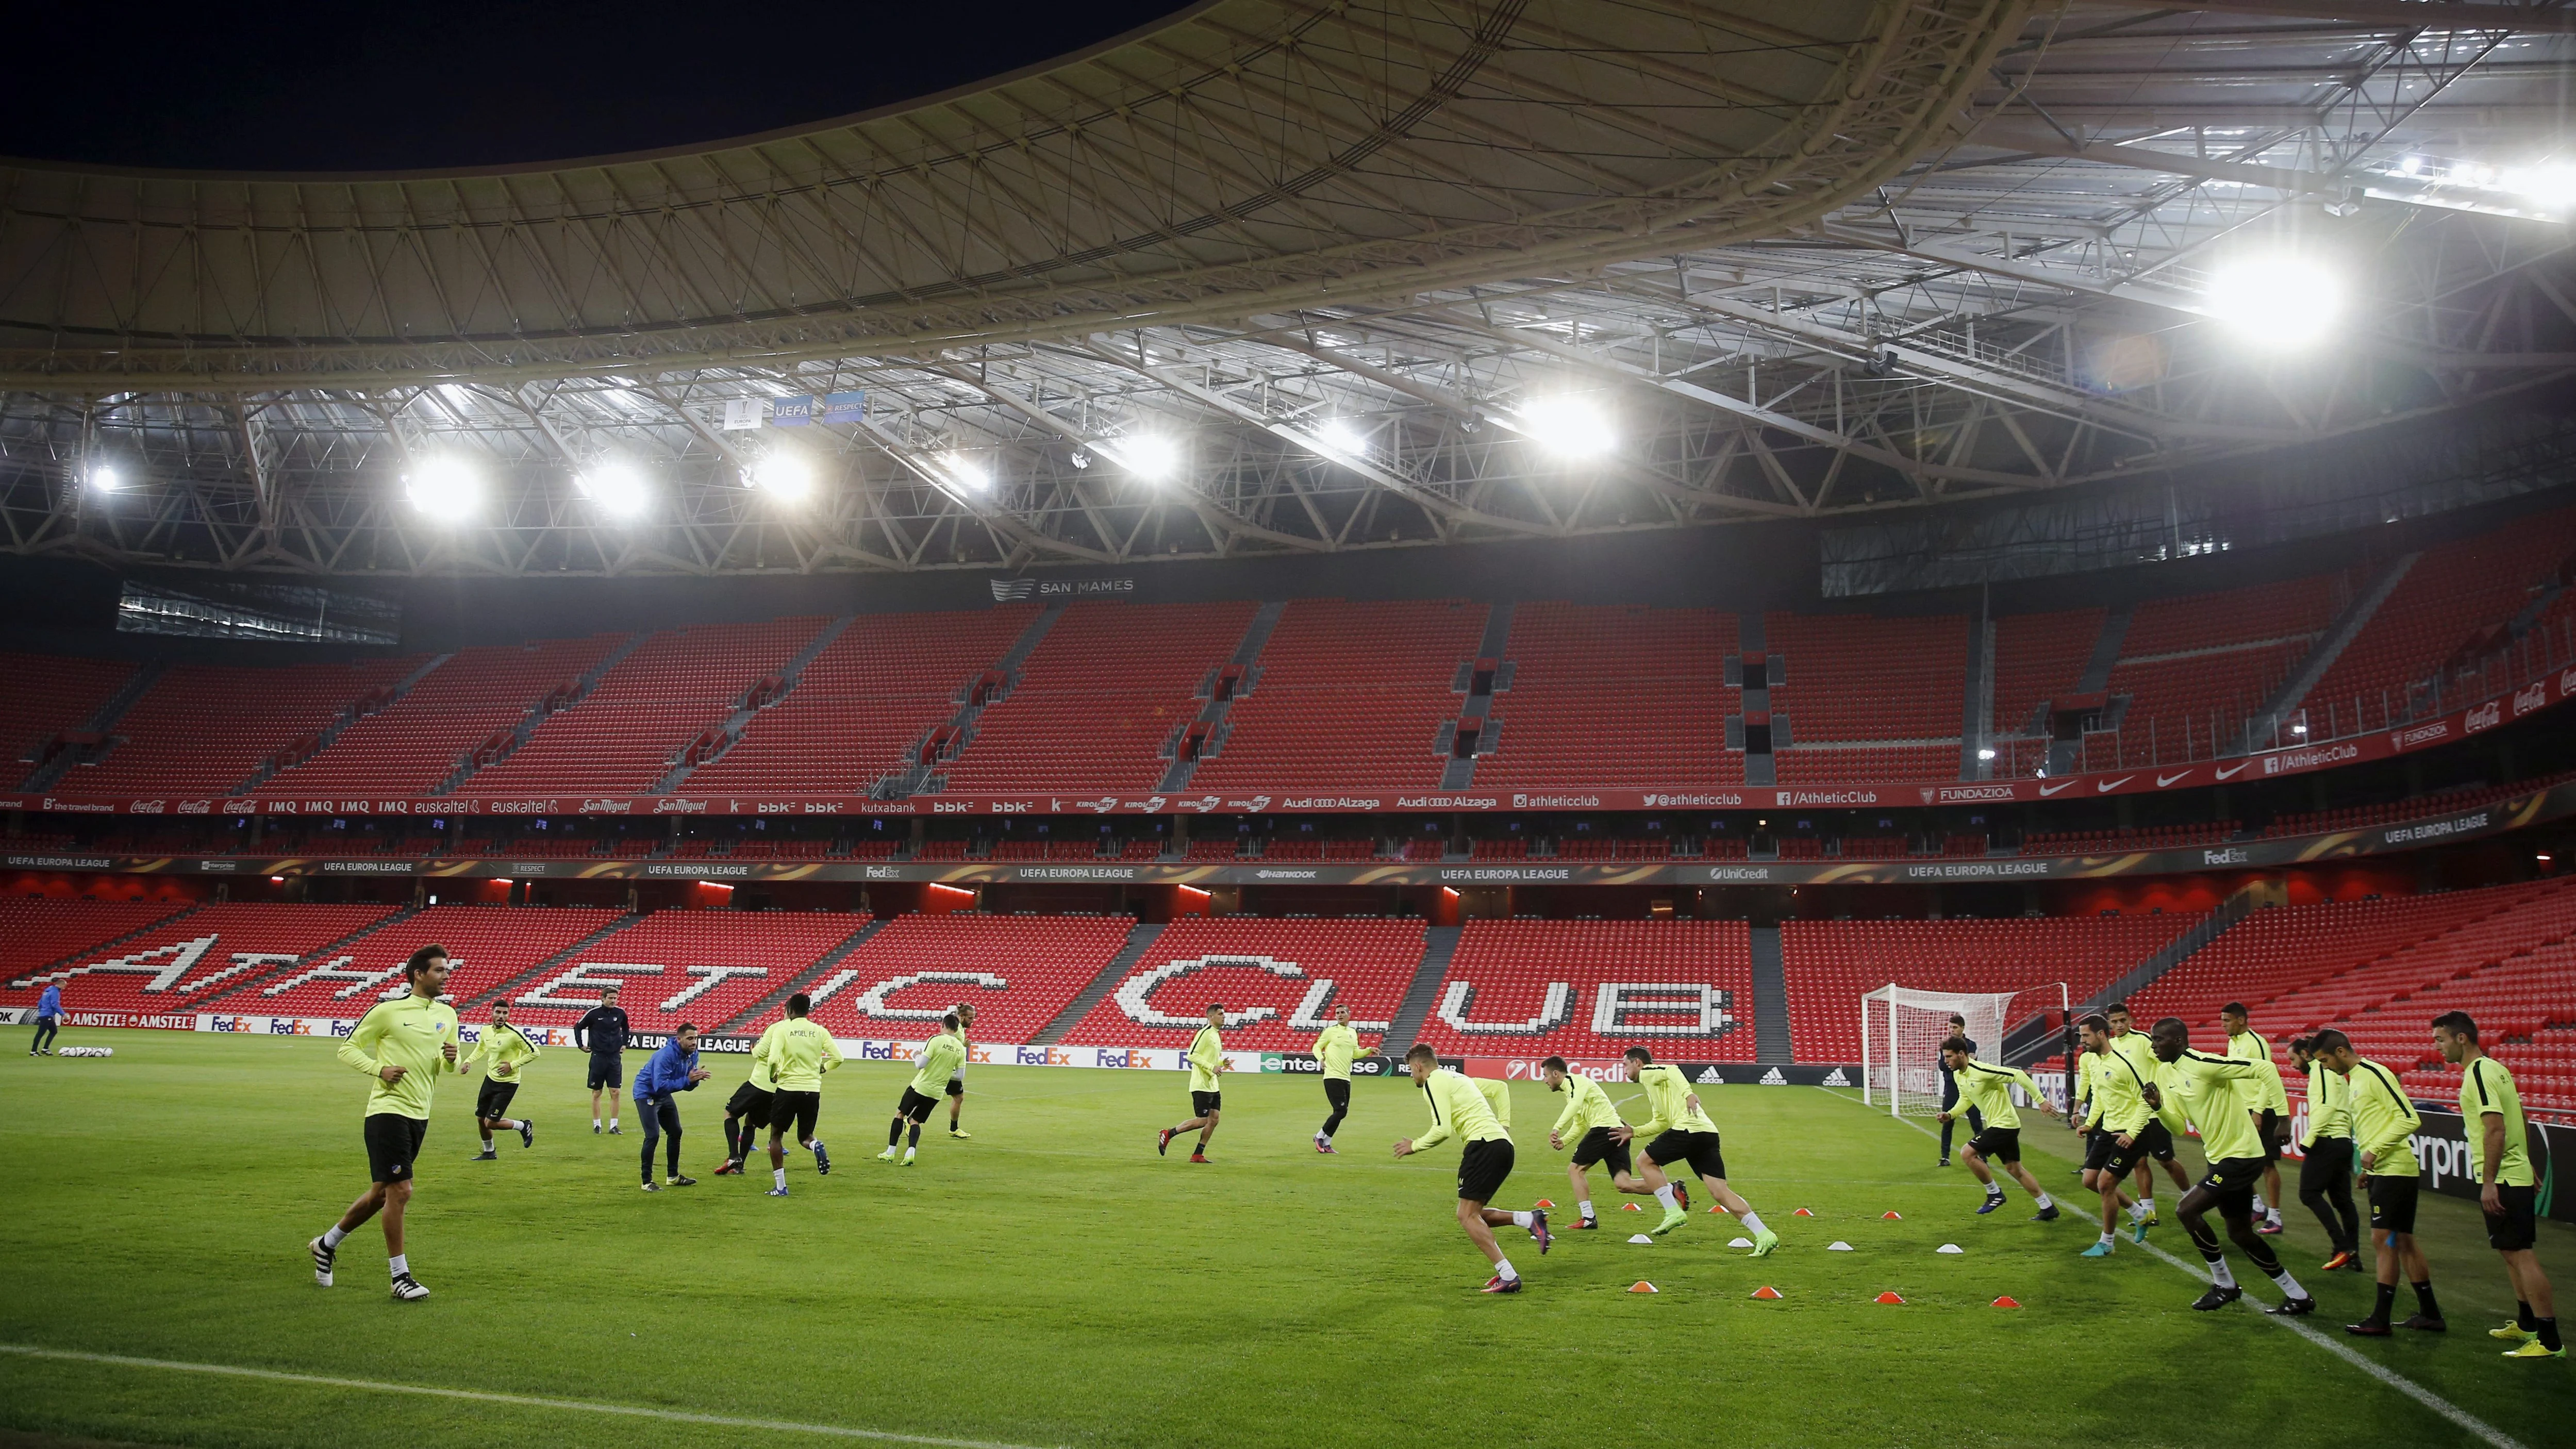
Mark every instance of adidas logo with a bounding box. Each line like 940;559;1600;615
1696;1067;1725;1084
1822;1067;1851;1087
1758;1068;1788;1086
989;578;1037;602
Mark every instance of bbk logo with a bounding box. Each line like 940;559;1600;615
1758;1067;1788;1086
1822;1067;1851;1087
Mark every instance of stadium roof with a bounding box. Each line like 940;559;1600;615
5;0;2573;577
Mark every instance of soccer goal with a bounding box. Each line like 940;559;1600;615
1859;983;2069;1118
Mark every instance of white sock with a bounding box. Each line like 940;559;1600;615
2271;1269;2307;1298
1739;1210;1768;1235
1654;1186;1678;1210
1494;1257;1519;1282
2251;1194;2268;1215
481;1136;494;1151
388;1254;409;1278
809;1139;824;1155
1985;1183;2006;1198
1510;1211;1534;1228
609;1117;619;1128
2267;1208;2284;1225
2099;1231;2116;1246
903;1147;916;1160
593;1118;602;1128
2137;1195;2154;1215
773;1167;787;1189
2034;1192;2054;1209
2208;1258;2237;1289
1578;1200;1594;1220
321;1225;347;1249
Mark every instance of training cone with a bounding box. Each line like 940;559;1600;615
1707;1205;1727;1214
1874;1291;1907;1305
1623;1202;1644;1212
1751;1286;1783;1300
1793;1207;1815;1217
1728;1237;1754;1248
1936;1243;1965;1255
1826;1241;1854;1252
1534;1200;1554;1209
1629;1281;1659;1294
1991;1296;2022;1308
1627;1234;1654;1244
1882;1211;1904;1220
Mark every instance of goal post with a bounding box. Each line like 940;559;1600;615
1860;982;2071;1118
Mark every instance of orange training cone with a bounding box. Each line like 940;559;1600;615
1882;1211;1903;1220
1991;1296;2021;1308
1629;1281;1659;1294
1793;1207;1815;1217
1751;1285;1783;1300
1623;1202;1644;1212
1534;1200;1554;1209
1874;1291;1907;1305
1708;1205;1727;1213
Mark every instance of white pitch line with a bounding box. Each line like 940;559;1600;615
1812;1087;2529;1449
0;1344;1061;1449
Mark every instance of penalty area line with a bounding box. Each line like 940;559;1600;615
0;1344;1063;1449
1815;1089;2529;1449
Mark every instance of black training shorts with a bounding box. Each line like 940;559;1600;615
1644;1128;1726;1181
1191;1090;1222;1118
725;1081;774;1128
2197;1155;2266;1214
944;1074;966;1099
2135;1120;2176;1163
1968;1126;2022;1164
2368;1174;2420;1236
2092;1128;2156;1178
2483;1183;2538;1252
364;1112;429;1185
2080;1129;2119;1173
1457;1138;1515;1204
474;1078;520;1121
2258;1108;2285;1162
586;1053;624;1091
1571;1125;1633;1176
768;1089;821;1142
897;1087;940;1123
2298;1136;2353;1195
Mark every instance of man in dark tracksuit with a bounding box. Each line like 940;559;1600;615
1936;1012;1984;1167
576;986;632;1135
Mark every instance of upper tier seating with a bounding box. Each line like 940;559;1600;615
1474;603;1741;789
1766;612;1965;743
1057;918;1426;1051
503;910;875;1032
2079;575;2344;770
805;913;1137;1044
2307;512;2576;729
74;658;423;797
0;897;194;998
271;636;628;795
942;600;1256;792
469;619;828;794
1408;919;1755;1061
3;652;138;784
686;607;1041;794
2261;769;2576;838
1990;609;2103;736
1189;599;1487;790
2;902;399;1015
1782;914;2202;1061
242;904;630;1017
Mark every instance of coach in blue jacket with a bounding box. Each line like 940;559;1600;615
633;1025;710;1191
31;982;64;1055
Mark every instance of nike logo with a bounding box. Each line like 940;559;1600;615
2214;761;2253;779
2096;776;2134;792
2156;771;2192;787
2037;779;2077;796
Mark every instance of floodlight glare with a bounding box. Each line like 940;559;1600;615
405;456;485;521
1114;434;1183;480
1515;394;1615;458
2507;163;2576;214
1975;747;1997;761
577;461;649;518
2205;256;2342;351
752;452;815;502
1311;419;1368;458
87;464;121;492
942;454;992;493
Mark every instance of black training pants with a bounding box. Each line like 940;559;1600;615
31;1018;59;1052
2299;1136;2361;1253
1321;1078;1351;1138
640;1096;683;1182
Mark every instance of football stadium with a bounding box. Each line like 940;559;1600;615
3;1;2574;1444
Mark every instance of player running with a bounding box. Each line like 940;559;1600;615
2433;1011;2563;1359
1310;1004;1376;1154
2107;1002;2190;1226
1541;1057;1658;1228
2219;1002;2291;1234
1934;1037;2062;1222
309;944;457;1302
2309;1029;2441;1335
1393;1044;1548;1292
884;1011;968;1165
2286;1035;2363;1272
576;984;631;1135
634;1024;710;1191
2071;1013;2154;1257
1621;1047;1771;1253
1158;1003;1228;1163
463;998;538;1160
750;992;841;1196
1934;1011;1983;1167
714;1034;778;1176
944;1002;976;1140
2146;1019;2316;1316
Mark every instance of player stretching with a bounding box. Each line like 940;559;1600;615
1622;1047;1769;1253
2108;1003;2190;1225
576;984;631;1134
884;1011;968;1165
464;998;539;1160
2312;1029;2440;1334
1310;1004;1376;1153
1158;1003;1228;1163
1394;1044;1548;1292
634;1024;710;1191
751;992;841;1196
1935;1037;2062;1222
2434;1012;2563;1359
2071;1014;2152;1256
2286;1036;2362;1272
309;945;457;1301
1542;1057;1656;1228
2145;1019;2316;1315
2219;1003;2291;1234
944;1002;976;1139
714;1038;777;1176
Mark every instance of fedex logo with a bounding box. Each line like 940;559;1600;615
330;1019;357;1038
1093;1047;1154;1069
209;1015;245;1032
1015;1046;1074;1066
968;1045;995;1064
270;1018;313;1036
858;1041;901;1060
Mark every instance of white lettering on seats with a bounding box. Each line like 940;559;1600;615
1114;955;1303;1029
9;936;217;991
519;962;663;1011
1591;982;1735;1037
848;971;1010;1021
260;954;400;1001
656;964;767;1014
1437;979;1573;1036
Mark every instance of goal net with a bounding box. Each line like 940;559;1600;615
1859;983;2069;1118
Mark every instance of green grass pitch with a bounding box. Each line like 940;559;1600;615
1;1034;2568;1448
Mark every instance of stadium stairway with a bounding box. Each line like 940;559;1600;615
1028;922;1163;1045
193;906;425;1010
884;601;1066;798
1749;925;1791;1063
435;632;647;794
1383;925;1461;1048
455;912;641;1010
1438;603;1514;790
1958;613;1995;780
2235;552;2414;755
1735;614;1774;787
653;615;855;794
1161;601;1287;791
2048;607;2129;777
717;915;886;1031
20;660;167;792
2079;885;2263;1013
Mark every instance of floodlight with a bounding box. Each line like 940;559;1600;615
1112;434;1183;480
1976;747;1997;761
1311;419;1368;458
577;461;649;518
1515;394;1615;458
2205;256;2342;351
2507;163;2576;214
87;464;121;492
405;456;485;521
941;454;992;493
752;452;815;502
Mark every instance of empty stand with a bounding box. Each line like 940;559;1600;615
3;903;398;1015
245;905;629;1017
1056;918;1427;1051
3;652;138;785
73;658;422;797
942;600;1256;792
1189;599;1486;790
1989;609;2103;736
1767;612;1965;743
0;898;194;1002
2307;512;2576;731
1474;603;1740;789
503;910;875;1032
804;913;1136;1044
272;637;628;795
2086;575;2343;769
1408;919;1755;1061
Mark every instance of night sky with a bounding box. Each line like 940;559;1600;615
3;2;1192;172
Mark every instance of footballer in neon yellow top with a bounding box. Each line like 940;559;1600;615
311;944;458;1302
883;1011;968;1165
1542;1055;1659;1228
1935;1037;2063;1222
2310;1028;2442;1334
2069;1014;2149;1257
2433;1012;2560;1358
751;992;841;1194
1392;1045;1546;1291
2285;1035;2363;1271
1618;1047;1779;1254
1158;1003;1230;1162
463;997;539;1160
2106;1003;2192;1223
1309;1004;1377;1154
2221;1003;2292;1235
2149;1019;2316;1318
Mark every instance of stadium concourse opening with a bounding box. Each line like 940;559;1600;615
5;0;2575;1443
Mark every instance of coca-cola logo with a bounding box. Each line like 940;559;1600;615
2513;683;2548;718
2466;701;2502;734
